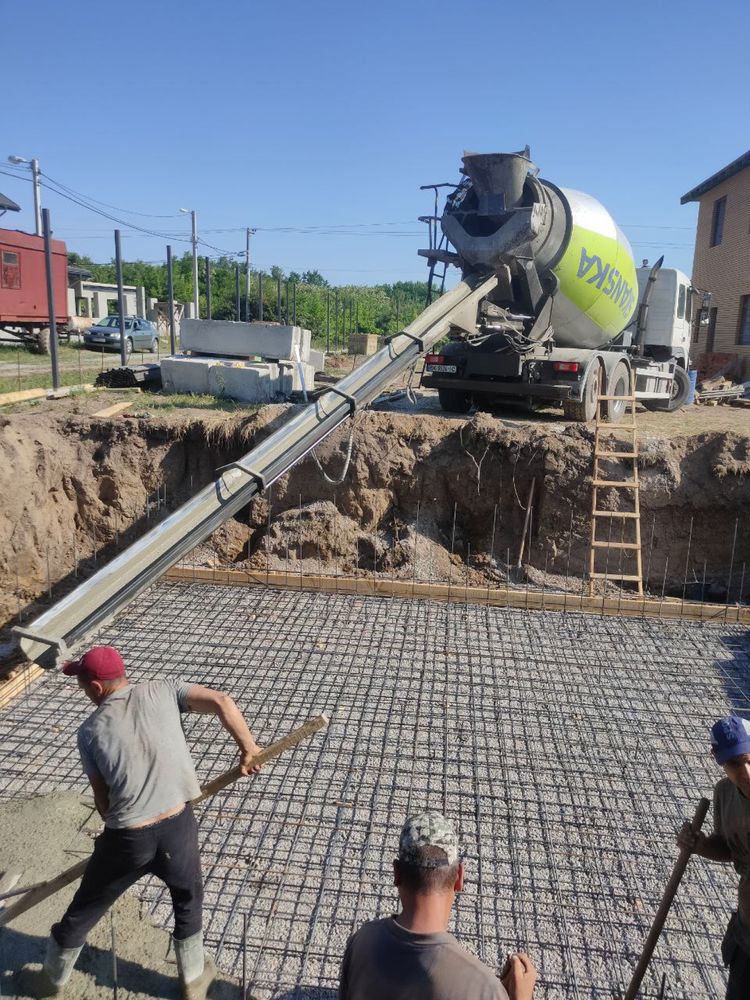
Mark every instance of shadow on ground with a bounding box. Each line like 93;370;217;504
0;927;240;999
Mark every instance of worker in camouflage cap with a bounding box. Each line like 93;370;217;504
398;810;460;867
340;810;537;1000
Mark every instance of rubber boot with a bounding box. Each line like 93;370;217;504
174;931;216;1000
18;936;83;998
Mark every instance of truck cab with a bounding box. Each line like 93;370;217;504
633;265;692;367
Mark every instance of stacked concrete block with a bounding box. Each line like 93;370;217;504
348;332;380;356
163;320;323;403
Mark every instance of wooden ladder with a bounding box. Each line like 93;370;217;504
588;375;644;597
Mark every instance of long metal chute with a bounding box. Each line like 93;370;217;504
19;275;496;667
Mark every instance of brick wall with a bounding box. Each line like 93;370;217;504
691;166;750;377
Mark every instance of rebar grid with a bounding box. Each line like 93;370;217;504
1;583;749;999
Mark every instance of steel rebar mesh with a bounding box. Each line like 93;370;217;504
1;582;748;998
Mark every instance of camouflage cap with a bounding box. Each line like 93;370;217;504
398;811;459;868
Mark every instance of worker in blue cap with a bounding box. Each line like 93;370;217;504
678;715;750;998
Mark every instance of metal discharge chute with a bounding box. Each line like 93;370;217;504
18;274;496;667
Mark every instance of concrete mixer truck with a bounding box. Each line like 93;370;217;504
420;149;693;421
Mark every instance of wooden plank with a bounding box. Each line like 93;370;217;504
162;567;750;625
91;401;132;419
591;541;640;550
0;665;45;711
592;480;639;488
0;384;96;408
593;510;640;518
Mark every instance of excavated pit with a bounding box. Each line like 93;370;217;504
2;402;750;651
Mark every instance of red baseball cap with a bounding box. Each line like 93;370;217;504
63;646;126;680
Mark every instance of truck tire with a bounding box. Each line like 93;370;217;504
643;366;690;413
36;327;51;356
605;361;630;422
438;387;472;414
563;364;599;422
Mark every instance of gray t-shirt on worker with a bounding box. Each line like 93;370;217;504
714;777;750;952
77;679;202;829
339;916;509;1000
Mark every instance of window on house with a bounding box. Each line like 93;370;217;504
738;296;750;346
1;251;21;289
706;307;718;352
710;196;727;246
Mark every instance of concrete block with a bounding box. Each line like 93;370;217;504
308;349;326;371
348;333;380;356
208;362;281;403
278;361;316;394
160;355;212;395
181;320;311;362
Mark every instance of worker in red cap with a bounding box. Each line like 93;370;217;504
678;715;750;999
24;645;262;1000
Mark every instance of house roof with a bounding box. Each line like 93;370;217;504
680;149;750;204
0;192;21;213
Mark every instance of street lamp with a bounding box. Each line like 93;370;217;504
8;155;42;236
180;207;199;319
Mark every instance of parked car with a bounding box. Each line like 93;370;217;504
83;316;160;356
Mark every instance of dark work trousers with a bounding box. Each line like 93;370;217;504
52;805;203;949
722;912;750;1000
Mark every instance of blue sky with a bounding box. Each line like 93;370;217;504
3;0;747;285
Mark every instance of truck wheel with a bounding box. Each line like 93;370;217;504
36;328;51;356
563;364;599;422
643;366;690;412
605;362;630;422
438;387;472;414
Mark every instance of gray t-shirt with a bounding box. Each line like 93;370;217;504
714;777;750;952
339;916;509;1000
77;680;202;829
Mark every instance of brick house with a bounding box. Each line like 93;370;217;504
681;149;750;377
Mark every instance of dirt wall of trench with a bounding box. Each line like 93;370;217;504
1;405;749;653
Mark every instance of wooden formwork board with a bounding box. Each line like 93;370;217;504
164;566;750;625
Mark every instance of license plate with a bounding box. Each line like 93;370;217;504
427;364;457;374
91;335;105;342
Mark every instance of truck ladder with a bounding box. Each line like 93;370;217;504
17;274;497;667
588;374;644;597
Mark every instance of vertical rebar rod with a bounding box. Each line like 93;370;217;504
726;518;739;608
681;515;694;617
645;513;657;594
242;912;248;1000
110;910;118;1000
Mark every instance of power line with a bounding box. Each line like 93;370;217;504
41;172;182;219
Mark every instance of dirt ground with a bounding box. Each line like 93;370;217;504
1;386;748;665
0;793;239;999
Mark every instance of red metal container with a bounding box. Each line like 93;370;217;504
0;228;68;326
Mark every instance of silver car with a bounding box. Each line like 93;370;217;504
83;316;160;356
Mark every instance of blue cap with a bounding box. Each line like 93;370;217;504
711;716;750;765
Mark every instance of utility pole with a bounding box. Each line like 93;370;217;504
8;155;42;236
205;257;212;319
179;207;199;316
114;229;128;368
166;245;176;354
245;228;255;322
41;208;60;388
235;263;241;321
190;211;199;318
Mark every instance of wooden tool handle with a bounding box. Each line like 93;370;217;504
0;713;329;927
192;713;328;804
622;796;710;1000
